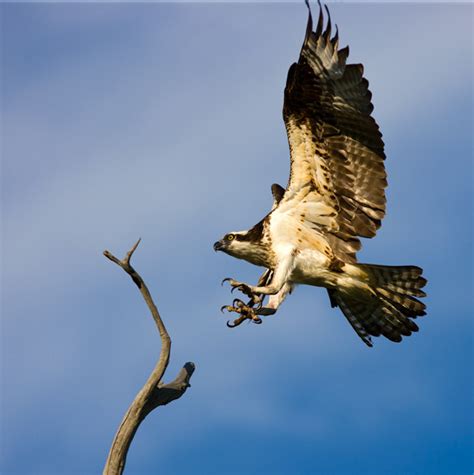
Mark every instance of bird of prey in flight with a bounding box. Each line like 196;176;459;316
214;1;427;346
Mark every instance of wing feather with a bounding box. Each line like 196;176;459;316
279;2;387;263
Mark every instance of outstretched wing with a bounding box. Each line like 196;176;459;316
277;2;387;263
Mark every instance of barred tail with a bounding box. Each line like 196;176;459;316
329;264;427;347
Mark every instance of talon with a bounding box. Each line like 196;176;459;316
221;278;231;287
221;305;238;314
227;315;247;328
222;297;265;328
233;298;245;308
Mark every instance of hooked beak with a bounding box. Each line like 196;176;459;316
213;240;224;252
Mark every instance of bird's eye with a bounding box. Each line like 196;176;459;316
227;234;235;241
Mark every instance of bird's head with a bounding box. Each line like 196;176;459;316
213;231;252;259
214;220;267;265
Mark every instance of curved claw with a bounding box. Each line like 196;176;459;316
221;277;231;287
221;305;238;314
227;315;262;327
224;309;263;328
227;316;247;328
233;298;245;308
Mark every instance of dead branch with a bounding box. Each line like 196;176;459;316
103;239;195;475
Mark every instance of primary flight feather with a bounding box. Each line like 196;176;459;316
214;2;427;347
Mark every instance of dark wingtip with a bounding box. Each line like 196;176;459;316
323;3;331;40
315;0;324;37
303;0;313;47
331;23;339;45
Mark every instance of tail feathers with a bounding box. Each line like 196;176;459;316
358;264;427;299
334;294;376;347
377;287;426;318
331;264;427;347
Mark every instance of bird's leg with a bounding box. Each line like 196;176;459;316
249;283;294;317
243;268;274;307
223;254;295;299
258;282;293;315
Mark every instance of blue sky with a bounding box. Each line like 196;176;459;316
1;2;472;474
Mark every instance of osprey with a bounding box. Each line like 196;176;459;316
214;2;427;347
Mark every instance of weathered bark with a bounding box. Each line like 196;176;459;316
103;239;195;475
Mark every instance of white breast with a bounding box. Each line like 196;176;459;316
291;249;336;287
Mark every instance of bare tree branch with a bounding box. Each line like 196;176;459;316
103;240;195;475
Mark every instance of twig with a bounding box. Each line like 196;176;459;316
103;239;195;475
